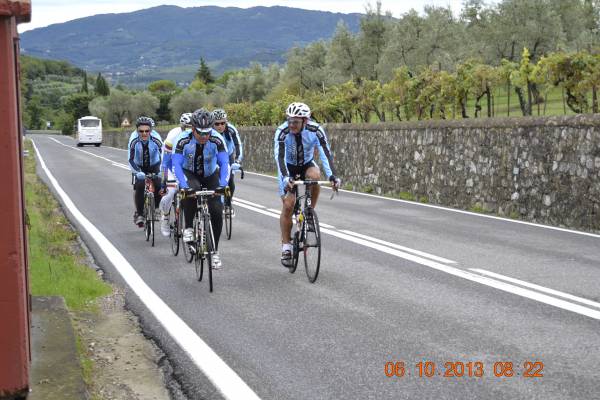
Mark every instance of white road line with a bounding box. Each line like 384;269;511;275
49;137;130;169
233;199;600;321
242;171;600;239
470;269;600;310
267;208;281;214
31;139;261;400
233;198;267;209
339;229;457;265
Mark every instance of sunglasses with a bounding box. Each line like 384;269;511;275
288;119;303;126
138;129;150;133
214;122;226;127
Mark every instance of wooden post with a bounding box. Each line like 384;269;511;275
0;1;31;399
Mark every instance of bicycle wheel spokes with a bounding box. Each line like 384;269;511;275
303;209;321;283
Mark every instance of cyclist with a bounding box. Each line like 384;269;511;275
159;112;192;236
128;116;164;227
274;102;340;267
212;108;243;214
172;108;230;269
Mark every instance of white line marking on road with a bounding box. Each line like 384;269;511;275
243;171;600;239
470;269;600;310
340;229;457;264
49;137;130;169
233;198;600;321
31;139;262;400
267;208;281;214
233;198;266;209
319;222;336;229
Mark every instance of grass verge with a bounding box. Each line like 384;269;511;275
24;138;112;388
25;139;111;310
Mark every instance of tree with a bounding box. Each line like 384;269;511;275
382;66;412;120
148;80;177;95
510;48;535;116
130;92;160;122
148;80;178;122
63;92;92;119
327;21;359;83
169;90;209;120
95;73;110;96
357;1;390;81
81;72;88;93
25;96;44;129
196;58;215;85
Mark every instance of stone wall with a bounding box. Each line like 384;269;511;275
104;115;600;232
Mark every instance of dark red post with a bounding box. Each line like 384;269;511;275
0;1;31;398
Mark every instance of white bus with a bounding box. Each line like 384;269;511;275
76;116;102;147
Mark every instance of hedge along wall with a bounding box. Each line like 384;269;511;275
104;115;600;232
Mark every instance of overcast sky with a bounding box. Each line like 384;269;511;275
18;0;464;32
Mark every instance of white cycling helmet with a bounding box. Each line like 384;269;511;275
286;102;311;119
212;109;227;121
179;112;192;126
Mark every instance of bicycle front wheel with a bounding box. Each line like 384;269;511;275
204;213;215;293
224;205;232;240
170;203;179;256
303;209;321;283
195;216;204;282
182;209;194;263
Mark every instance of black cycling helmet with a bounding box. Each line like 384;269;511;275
191;108;214;132
136;116;153;128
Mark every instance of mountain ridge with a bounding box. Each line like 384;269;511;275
20;5;362;85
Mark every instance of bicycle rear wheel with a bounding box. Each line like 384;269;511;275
170;203;179;256
224;205;232;240
303;209;321;283
144;194;151;242
149;196;155;247
182;209;193;263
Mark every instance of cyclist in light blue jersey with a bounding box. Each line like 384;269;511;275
274;102;341;267
212;108;243;212
172;108;230;269
128;116;163;227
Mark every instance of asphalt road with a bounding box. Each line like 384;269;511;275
31;134;600;400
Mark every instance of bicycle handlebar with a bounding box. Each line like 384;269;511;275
292;180;331;186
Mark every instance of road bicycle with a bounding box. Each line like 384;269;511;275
181;188;219;292
142;173;160;247
288;180;337;283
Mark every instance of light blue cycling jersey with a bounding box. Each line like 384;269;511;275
222;123;243;162
128;129;163;173
274;120;336;179
171;129;230;189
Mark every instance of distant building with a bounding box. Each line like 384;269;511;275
121;118;131;128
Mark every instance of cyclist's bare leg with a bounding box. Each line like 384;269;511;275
305;166;321;208
280;193;296;244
